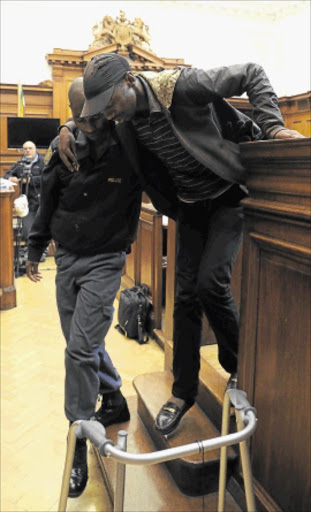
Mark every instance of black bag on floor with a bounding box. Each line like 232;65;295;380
115;284;150;344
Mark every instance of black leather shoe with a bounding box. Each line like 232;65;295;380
155;399;195;435
68;438;88;498
93;396;130;427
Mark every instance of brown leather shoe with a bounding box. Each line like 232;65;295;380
155;399;194;435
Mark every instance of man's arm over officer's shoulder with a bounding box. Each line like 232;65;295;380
57;120;79;172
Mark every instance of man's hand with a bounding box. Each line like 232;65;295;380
58;127;79;172
8;177;19;184
26;260;42;283
274;129;305;139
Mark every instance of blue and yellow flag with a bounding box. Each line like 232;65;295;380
17;81;25;117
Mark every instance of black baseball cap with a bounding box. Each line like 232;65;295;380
81;53;131;117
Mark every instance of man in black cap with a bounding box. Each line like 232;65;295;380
27;77;142;497
59;53;304;436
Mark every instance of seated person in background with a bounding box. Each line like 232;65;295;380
5;141;46;268
26;77;142;498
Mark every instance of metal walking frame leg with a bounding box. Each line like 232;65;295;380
114;430;128;512
218;389;232;512
58;422;80;512
236;408;256;512
218;389;257;512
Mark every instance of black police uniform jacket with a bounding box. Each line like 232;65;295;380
28;129;142;262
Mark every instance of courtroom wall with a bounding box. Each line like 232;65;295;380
1;1;310;96
0;84;53;176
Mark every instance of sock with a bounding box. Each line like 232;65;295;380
103;389;124;405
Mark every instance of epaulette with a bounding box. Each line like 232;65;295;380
44;145;53;165
44;136;59;165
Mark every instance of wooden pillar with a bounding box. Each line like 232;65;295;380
136;203;163;331
0;189;16;309
120;202;164;334
238;138;311;512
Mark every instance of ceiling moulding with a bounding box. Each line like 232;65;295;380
187;0;309;23
46;46;190;73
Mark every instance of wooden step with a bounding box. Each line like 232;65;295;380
133;372;238;496
165;341;234;432
93;395;241;512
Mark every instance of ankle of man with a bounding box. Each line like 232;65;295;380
102;389;124;405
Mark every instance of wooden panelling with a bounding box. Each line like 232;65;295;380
229;92;311;137
138;203;163;330
0;84;53;118
51;67;83;122
121;242;137;291
238;138;311;512
254;249;309;511
279;91;311;137
0;189;16;309
121;203;164;331
0;84;53;176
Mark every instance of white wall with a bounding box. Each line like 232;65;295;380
1;0;310;96
269;6;311;96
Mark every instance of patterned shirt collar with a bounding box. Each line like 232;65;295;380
136;76;162;119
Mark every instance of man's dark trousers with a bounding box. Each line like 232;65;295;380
172;185;245;401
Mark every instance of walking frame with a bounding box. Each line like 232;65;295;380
58;388;257;512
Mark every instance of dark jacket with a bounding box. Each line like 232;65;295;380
28;130;142;262
4;153;45;209
114;63;284;219
166;64;283;182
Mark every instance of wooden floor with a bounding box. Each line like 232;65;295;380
1;258;227;512
1;258;165;512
